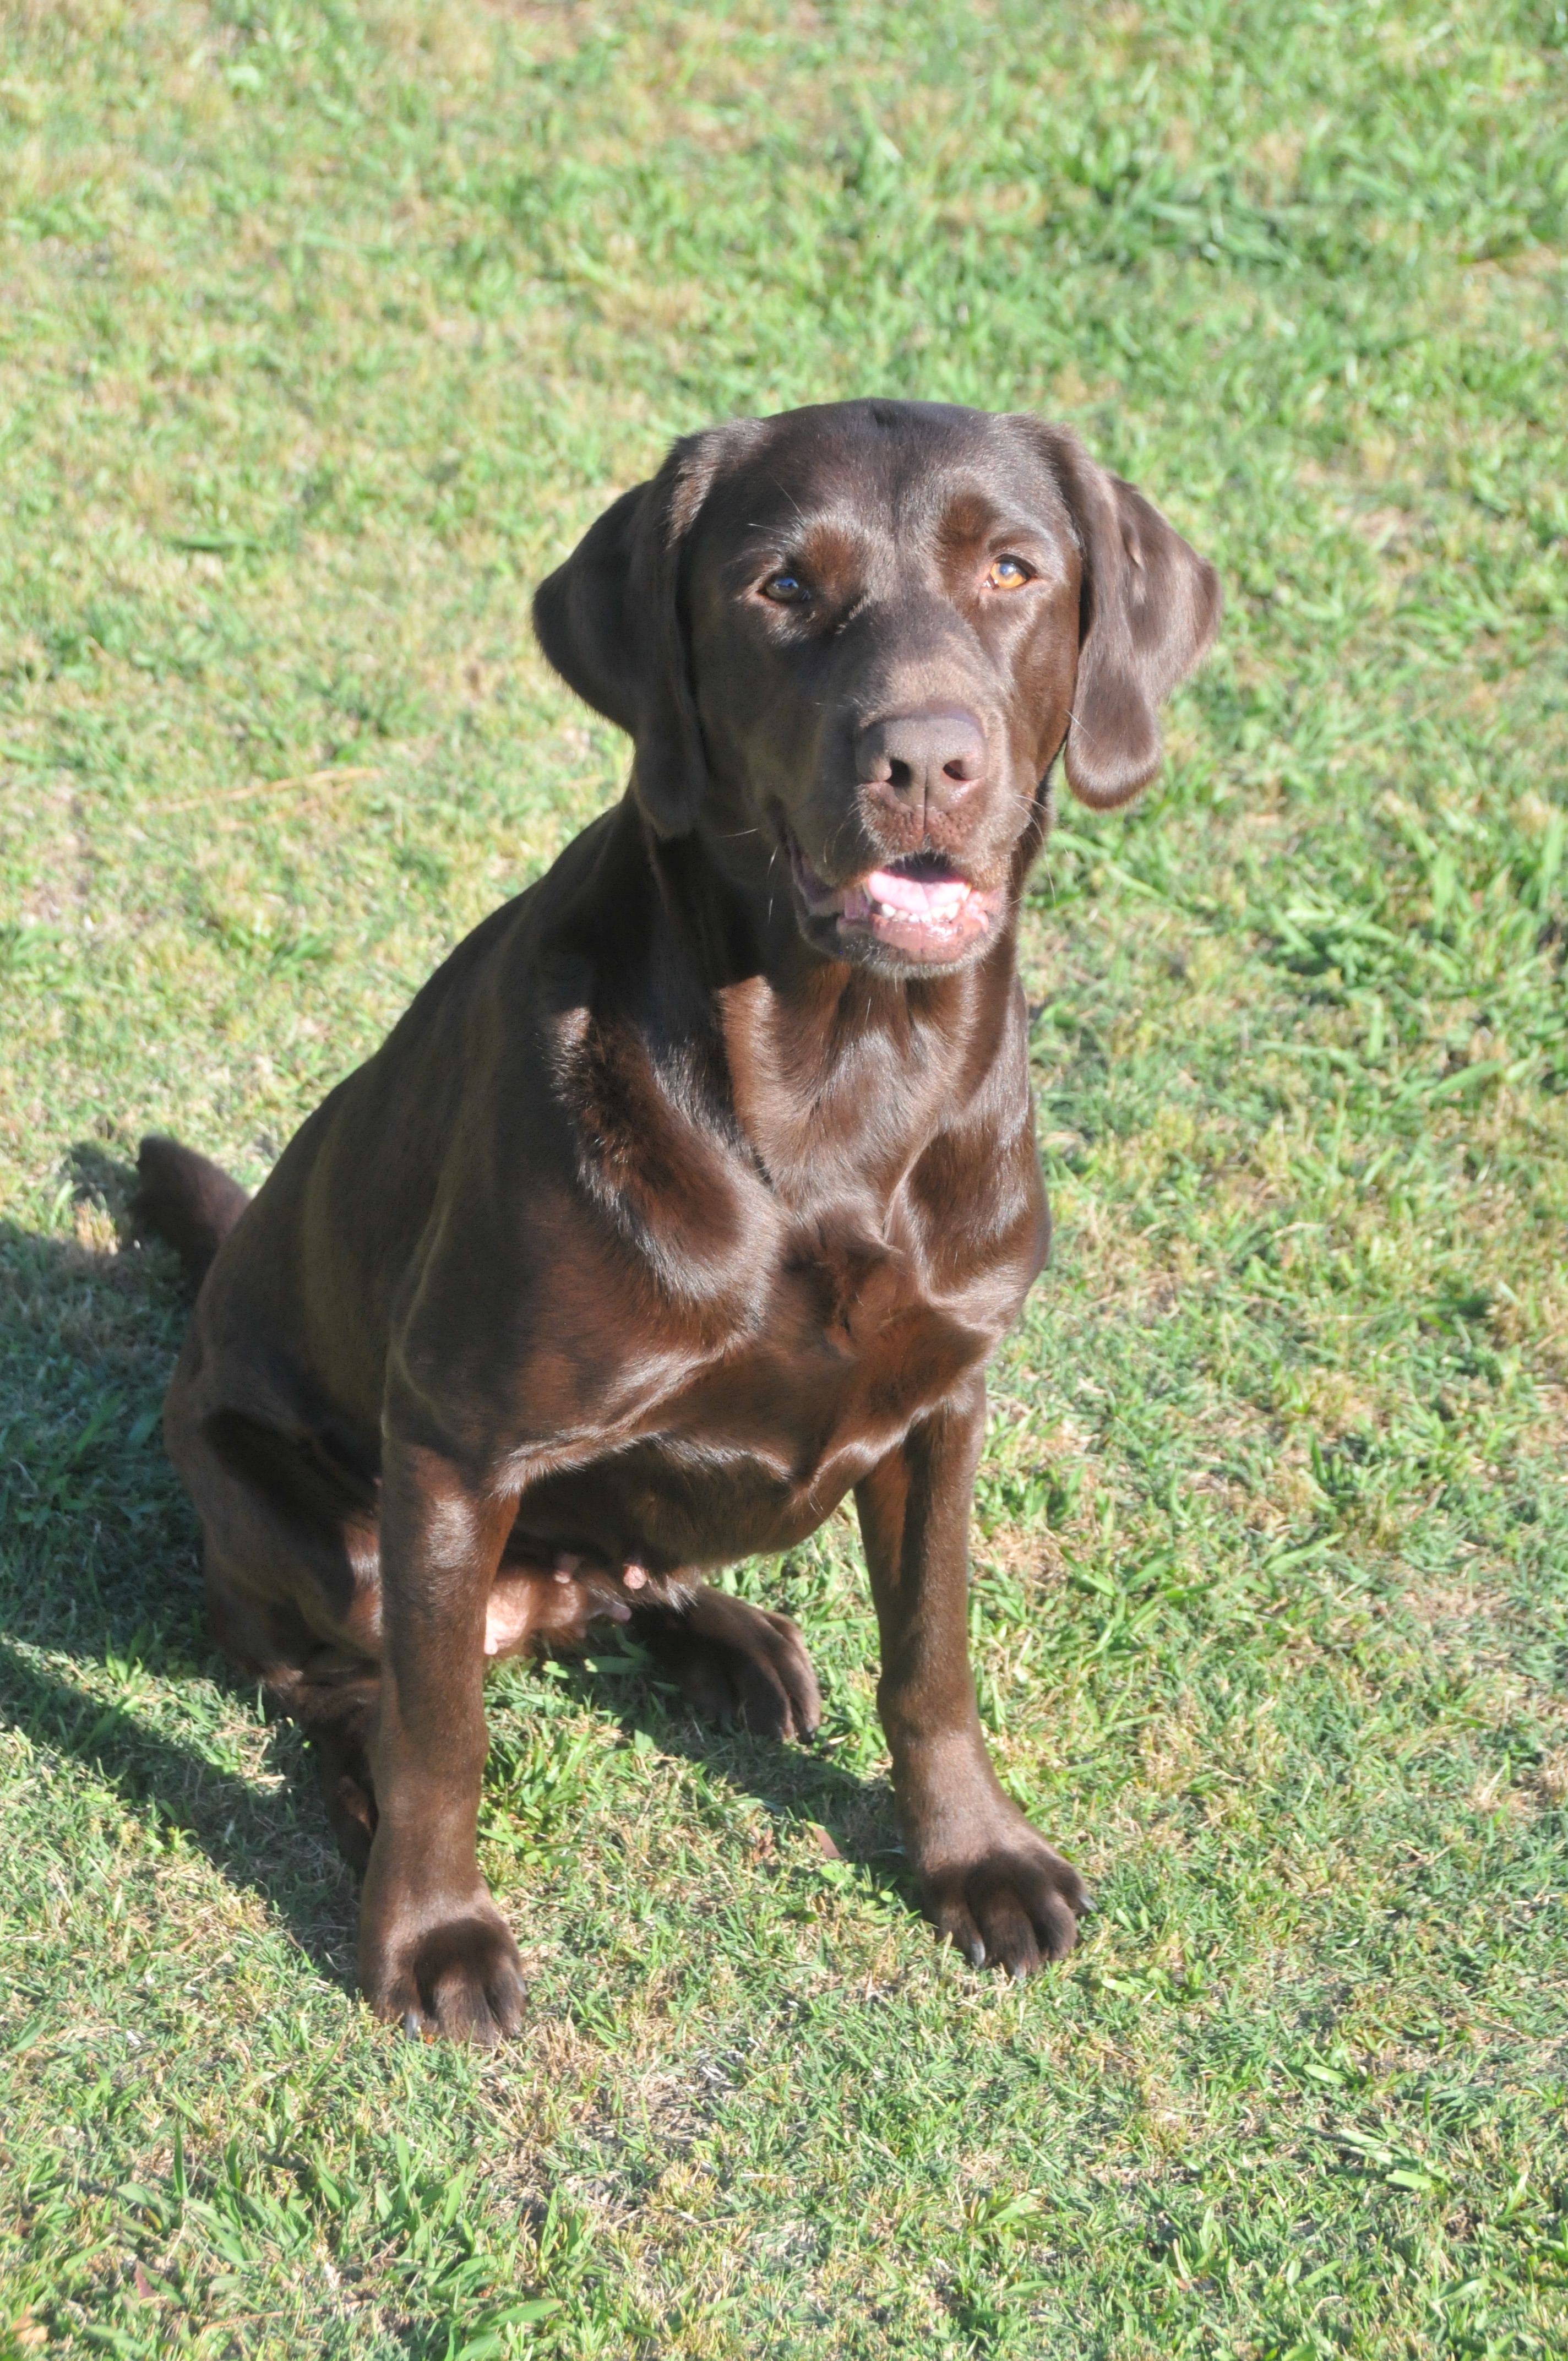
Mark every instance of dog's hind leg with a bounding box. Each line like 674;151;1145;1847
199;1530;385;1873
268;1645;382;1874
174;1389;391;1872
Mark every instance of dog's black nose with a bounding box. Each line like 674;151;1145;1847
856;706;987;815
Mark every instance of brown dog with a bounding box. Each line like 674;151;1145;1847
135;400;1218;2041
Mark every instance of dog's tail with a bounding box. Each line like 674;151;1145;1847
132;1135;251;1291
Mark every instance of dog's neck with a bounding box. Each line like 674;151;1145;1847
631;798;1028;1200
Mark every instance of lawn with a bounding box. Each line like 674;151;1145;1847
2;1;1567;2353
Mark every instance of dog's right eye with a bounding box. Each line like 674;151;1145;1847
760;571;808;605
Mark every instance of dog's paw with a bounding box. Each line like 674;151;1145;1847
640;1584;822;1741
362;1900;526;2045
922;1818;1087;1977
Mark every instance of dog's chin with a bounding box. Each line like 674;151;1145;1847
785;831;1005;974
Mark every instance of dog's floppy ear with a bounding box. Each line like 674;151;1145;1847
532;423;759;837
1021;421;1221;809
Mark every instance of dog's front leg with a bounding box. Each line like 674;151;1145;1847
856;1376;1086;1977
359;1437;525;2043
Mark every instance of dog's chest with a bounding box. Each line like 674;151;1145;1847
510;1038;1043;1566
780;1214;912;1354
513;1201;998;1570
619;1216;987;1541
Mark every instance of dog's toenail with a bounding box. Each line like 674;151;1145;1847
623;1563;647;1590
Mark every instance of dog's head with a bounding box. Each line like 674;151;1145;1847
534;400;1219;976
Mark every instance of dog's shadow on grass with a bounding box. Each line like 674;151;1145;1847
0;1148;365;1985
559;1650;909;1882
0;1638;364;1984
0;1146;906;1995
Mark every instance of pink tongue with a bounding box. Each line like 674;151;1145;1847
863;866;971;917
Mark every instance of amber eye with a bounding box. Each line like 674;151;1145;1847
761;570;808;604
986;555;1033;590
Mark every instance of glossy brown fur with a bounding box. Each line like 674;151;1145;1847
137;401;1218;2039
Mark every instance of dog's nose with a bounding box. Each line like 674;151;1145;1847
856;706;987;817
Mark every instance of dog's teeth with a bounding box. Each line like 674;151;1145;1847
867;897;960;929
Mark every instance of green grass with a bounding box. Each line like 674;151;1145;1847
2;1;1567;2352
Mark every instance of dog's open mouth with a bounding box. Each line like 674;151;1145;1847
787;834;1001;964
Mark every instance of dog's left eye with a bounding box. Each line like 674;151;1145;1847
986;556;1033;590
760;571;808;604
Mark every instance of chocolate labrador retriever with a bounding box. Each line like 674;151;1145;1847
134;399;1218;2041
